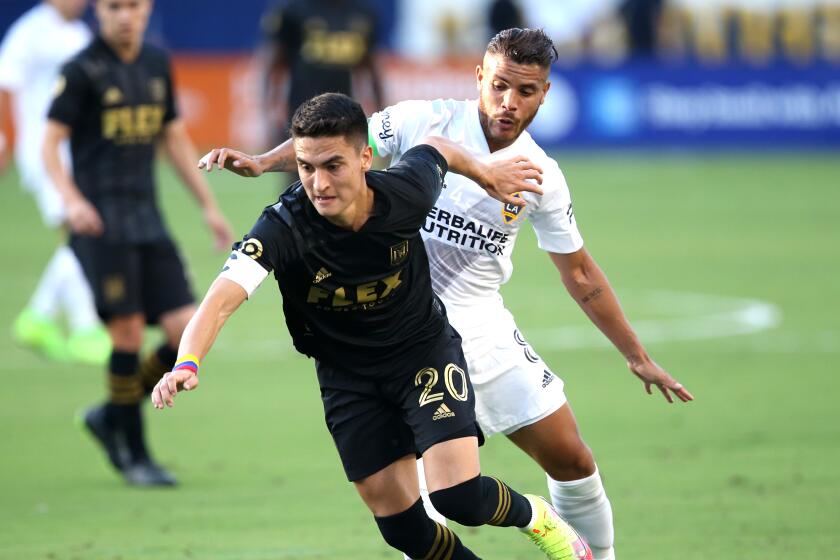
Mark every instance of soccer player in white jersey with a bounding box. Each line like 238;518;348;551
199;28;694;560
0;0;109;364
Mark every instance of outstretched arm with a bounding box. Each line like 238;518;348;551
152;277;247;409
161;119;233;251
550;248;694;403
198;138;295;177
420;135;544;207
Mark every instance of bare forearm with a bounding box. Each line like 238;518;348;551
164;122;220;210
256;138;296;173
557;253;648;363
42;122;82;203
177;278;244;362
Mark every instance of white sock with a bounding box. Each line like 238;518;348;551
403;458;447;560
54;246;99;332
27;247;69;320
547;467;616;560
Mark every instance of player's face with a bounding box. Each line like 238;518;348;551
294;135;373;225
96;0;151;49
51;0;88;20
476;53;551;151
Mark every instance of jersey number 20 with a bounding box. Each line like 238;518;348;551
415;364;469;407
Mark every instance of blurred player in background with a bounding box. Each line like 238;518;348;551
260;0;384;146
0;0;111;365
43;0;233;486
201;28;694;560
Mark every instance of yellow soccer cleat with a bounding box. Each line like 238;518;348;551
521;495;593;560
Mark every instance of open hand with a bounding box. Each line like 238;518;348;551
198;148;264;178
628;358;694;403
479;155;544;207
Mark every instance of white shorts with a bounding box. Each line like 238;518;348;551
21;164;65;228
455;308;567;437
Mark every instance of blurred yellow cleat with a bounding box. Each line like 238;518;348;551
521;495;594;560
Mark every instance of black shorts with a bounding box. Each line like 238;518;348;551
70;236;194;325
317;326;484;482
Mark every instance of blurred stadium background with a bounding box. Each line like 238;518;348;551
1;0;838;558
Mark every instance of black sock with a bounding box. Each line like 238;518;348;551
105;351;149;463
429;475;532;528
139;344;178;394
374;499;480;560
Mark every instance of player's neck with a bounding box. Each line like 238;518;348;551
103;37;143;63
327;185;375;232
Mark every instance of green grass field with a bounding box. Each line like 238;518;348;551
1;153;838;559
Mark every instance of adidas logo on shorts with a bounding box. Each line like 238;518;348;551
542;370;555;388
432;403;455;421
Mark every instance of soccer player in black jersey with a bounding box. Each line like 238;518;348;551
260;0;383;143
151;93;592;559
42;0;233;486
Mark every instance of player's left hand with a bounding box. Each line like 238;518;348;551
480;155;544;207
152;369;200;409
204;206;234;251
627;358;694;403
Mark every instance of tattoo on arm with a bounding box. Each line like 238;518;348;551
266;155;293;173
581;287;603;304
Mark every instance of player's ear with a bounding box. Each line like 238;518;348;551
360;144;373;171
541;80;551;105
475;64;484;91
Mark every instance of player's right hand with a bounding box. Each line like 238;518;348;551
198;147;264;177
65;197;104;236
152;369;200;409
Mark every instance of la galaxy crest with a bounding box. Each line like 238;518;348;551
502;193;523;224
390;240;409;266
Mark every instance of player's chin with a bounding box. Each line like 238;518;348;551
311;196;339;214
492;122;520;141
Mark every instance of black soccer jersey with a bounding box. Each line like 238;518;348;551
48;36;178;243
229;145;450;373
262;0;378;116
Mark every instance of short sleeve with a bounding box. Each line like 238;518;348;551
368;100;444;159
529;167;584;254
47;61;89;128
218;208;288;297
0;22;29;91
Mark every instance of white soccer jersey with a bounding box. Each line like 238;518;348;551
369;98;584;332
0;3;90;184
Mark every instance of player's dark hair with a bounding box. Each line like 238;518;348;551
290;93;368;148
486;28;558;68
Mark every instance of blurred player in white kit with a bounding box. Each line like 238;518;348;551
0;0;110;364
201;27;695;560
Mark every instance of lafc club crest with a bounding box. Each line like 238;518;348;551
103;86;123;105
390;240;409;266
502;193;523;224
